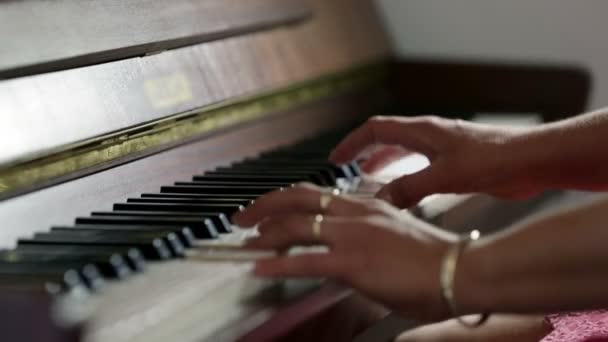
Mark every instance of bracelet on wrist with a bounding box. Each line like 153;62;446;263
440;229;490;328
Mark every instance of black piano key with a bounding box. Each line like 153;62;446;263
48;228;186;258
348;161;363;177
141;193;259;200
14;244;146;272
250;154;329;160
260;151;330;158
232;166;337;183
67;224;196;247
0;249;131;279
236;157;328;162
174;181;291;187
192;174;307;183
113;202;244;217
230;160;355;180
336;164;354;180
91;210;230;234
211;166;328;174
0;261;104;291
128;197;252;206
160;185;277;195
236;159;336;167
0;271;85;295
76;216;221;238
245;161;349;179
20;233;171;260
206;170;331;186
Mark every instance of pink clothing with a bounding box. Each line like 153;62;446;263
542;310;608;342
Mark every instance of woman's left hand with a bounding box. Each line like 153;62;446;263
232;183;457;321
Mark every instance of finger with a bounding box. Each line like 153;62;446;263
360;145;412;174
254;254;342;278
245;215;346;250
329;116;440;165
232;183;376;226
375;166;448;208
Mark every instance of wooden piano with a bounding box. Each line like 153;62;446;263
0;0;592;341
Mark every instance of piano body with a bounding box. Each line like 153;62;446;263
0;0;593;341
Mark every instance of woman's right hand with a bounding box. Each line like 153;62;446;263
330;115;542;208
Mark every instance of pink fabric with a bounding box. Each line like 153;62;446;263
542;310;608;342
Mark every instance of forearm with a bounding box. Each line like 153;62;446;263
457;195;608;315
511;108;608;191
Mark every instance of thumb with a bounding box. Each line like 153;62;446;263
375;167;447;208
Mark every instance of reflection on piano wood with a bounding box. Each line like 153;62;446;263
0;0;593;341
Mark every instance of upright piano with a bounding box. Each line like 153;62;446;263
0;0;592;341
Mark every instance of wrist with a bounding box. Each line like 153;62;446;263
451;237;497;315
493;127;557;195
506;123;598;191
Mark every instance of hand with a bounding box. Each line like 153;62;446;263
355;145;413;174
329;116;541;208
232;183;457;321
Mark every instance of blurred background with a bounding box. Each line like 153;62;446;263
376;0;607;109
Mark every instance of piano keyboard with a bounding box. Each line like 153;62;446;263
0;129;367;341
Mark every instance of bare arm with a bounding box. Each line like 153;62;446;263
460;195;608;315
512;108;608;192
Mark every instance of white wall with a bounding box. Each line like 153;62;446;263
375;0;608;109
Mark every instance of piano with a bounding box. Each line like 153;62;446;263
0;0;593;341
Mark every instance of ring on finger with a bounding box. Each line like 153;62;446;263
320;187;340;212
312;214;324;239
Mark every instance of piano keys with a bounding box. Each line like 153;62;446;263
0;249;132;279
13;245;147;273
2;126;357;291
1;119;390;341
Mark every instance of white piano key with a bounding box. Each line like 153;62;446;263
186;248;276;262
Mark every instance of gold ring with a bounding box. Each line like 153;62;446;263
312;214;324;239
320;187;340;212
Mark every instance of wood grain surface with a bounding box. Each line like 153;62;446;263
0;0;390;166
0;0;312;78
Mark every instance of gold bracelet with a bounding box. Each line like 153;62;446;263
440;229;490;328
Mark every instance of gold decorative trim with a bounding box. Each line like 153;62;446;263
0;62;387;197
